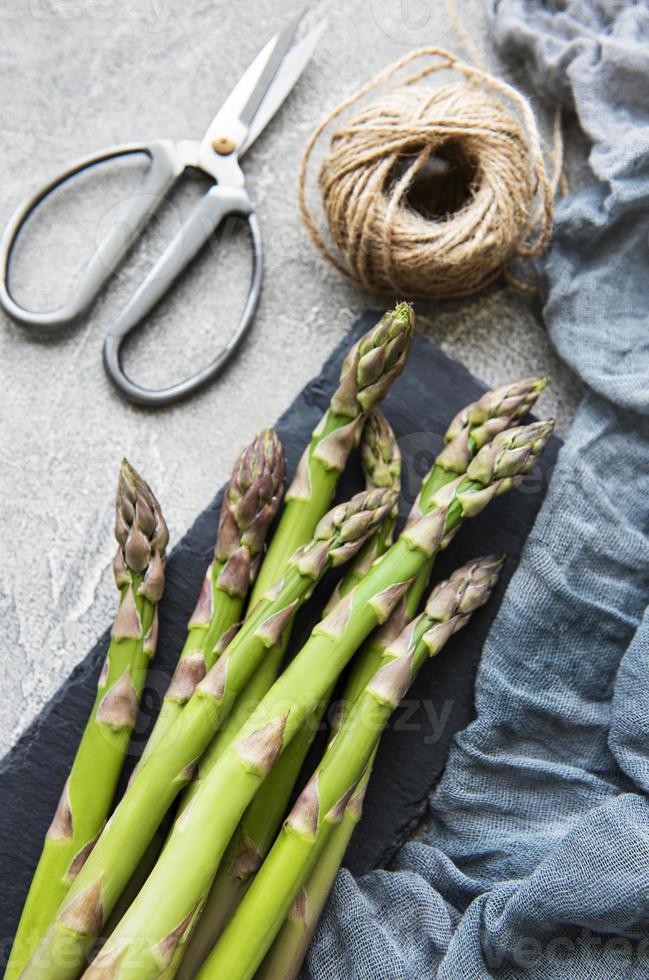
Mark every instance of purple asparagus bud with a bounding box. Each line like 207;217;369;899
331;303;414;418
360;409;401;492
215;430;286;597
113;460;168;602
438;376;548;475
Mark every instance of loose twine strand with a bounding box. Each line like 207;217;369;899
298;47;556;299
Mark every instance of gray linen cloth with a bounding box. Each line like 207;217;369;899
308;2;649;976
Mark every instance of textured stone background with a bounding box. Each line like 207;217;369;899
0;0;584;756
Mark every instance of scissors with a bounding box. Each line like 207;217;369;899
0;13;324;407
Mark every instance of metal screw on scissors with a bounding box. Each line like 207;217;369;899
0;12;325;407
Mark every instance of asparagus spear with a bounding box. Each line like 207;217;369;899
343;374;548;703
6;462;168;980
175;308;414;820
254;304;413;594
21;489;397;980
86;421;553;980
183;406;403;810
100;430;285;940
175;411;402;977
193;307;415;787
140;429;285;763
200;555;504;980
256;762;373;980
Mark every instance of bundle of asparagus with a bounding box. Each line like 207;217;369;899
177;376;548;978
9;302;554;980
190;302;415;786
200;554;506;980
176;408;404;978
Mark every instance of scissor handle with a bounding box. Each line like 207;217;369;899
0;140;184;331
102;184;263;407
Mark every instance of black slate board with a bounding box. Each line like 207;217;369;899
0;313;559;960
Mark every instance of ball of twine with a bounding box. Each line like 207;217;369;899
298;49;554;299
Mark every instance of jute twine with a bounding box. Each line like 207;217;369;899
298;48;554;299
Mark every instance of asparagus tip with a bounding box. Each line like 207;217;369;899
331;303;415;417
323;487;398;567
214;428;286;595
114;459;168;583
425;553;504;625
360;409;401;492
444;374;551;449
466;417;554;485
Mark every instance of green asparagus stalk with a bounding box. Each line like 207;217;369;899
198;554;504;980
175;410;402;977
342;374;548;703
175;309;413;811
139;429;285;763
99;430;285;942
21;489;397;980
253;304;413;594
261;759;373;980
191;308;414;790
6;462;168;980
85;421;553;980
255;762;373;980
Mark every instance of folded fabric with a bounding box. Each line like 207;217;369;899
308;3;649;976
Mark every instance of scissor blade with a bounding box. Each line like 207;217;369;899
239;11;303;128
202;34;280;154
201;14;324;160
239;19;327;157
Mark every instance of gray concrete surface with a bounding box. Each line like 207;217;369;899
0;0;584;756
